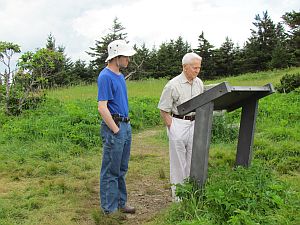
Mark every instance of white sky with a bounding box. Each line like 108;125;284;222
0;0;299;63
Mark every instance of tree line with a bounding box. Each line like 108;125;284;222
0;10;299;115
88;10;299;80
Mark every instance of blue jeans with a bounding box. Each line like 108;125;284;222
100;121;132;213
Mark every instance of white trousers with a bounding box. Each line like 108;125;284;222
167;117;195;198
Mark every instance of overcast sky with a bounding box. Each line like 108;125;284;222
0;0;299;63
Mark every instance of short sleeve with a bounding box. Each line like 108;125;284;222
97;74;114;101
157;83;173;112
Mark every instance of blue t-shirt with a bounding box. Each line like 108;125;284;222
97;67;129;117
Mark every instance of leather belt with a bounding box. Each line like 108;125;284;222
172;114;195;121
112;114;130;123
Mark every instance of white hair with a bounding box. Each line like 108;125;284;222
182;52;202;65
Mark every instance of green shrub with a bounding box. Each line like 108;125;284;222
2;87;47;116
211;112;239;143
276;73;300;93
0;98;101;147
129;97;161;130
171;162;293;225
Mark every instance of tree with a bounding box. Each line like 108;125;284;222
244;11;278;71
87;17;128;73
155;41;175;78
153;37;191;79
231;44;247;75
282;10;300;66
194;31;216;79
0;41;21;114
126;43;151;80
173;36;192;74
44;33;73;87
269;22;290;68
13;48;64;114
46;33;56;51
71;59;93;83
174;36;192;60
135;45;159;79
18;48;64;87
214;37;235;76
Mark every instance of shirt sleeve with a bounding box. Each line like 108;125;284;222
157;83;173;112
97;74;114;101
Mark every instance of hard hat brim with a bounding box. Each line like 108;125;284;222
105;49;136;62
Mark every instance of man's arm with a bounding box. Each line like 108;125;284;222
160;110;172;128
98;101;120;134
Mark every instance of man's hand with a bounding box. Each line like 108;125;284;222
98;101;120;133
160;110;172;128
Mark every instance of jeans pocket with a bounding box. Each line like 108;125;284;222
110;132;123;145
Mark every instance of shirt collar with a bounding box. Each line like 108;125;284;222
179;72;193;84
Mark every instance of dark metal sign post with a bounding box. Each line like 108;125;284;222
177;82;275;187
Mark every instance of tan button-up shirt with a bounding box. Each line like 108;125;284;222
158;72;204;115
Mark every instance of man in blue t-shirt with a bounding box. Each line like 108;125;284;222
97;40;136;215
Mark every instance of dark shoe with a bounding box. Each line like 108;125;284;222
119;205;136;214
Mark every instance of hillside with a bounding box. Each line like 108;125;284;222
0;67;299;225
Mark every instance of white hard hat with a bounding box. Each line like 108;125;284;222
105;40;136;62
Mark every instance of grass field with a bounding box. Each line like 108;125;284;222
47;67;300;101
1;67;299;225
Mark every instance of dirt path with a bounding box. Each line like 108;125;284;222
123;128;172;224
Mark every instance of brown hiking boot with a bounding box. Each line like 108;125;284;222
119;205;136;214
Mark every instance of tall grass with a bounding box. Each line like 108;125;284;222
255;92;300;174
47;78;167;101
205;67;300;86
168;162;297;225
47;67;300;102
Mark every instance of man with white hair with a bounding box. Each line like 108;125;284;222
158;52;204;201
97;39;136;214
